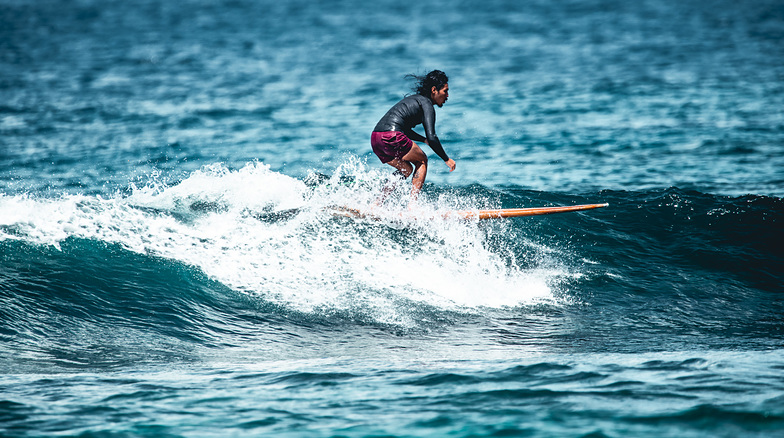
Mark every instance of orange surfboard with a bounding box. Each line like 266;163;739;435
445;203;609;219
330;203;609;220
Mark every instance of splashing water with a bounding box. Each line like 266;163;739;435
0;160;570;326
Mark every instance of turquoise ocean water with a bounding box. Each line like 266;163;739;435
1;0;783;436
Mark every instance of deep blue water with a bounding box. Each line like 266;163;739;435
1;0;783;436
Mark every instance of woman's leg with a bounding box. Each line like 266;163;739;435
387;142;428;199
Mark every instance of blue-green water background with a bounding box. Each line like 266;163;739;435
1;0;783;436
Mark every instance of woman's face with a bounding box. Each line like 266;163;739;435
431;83;449;107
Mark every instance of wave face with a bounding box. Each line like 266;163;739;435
2;162;782;363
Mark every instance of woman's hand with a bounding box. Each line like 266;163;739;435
445;158;456;172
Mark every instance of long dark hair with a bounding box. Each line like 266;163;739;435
407;70;448;96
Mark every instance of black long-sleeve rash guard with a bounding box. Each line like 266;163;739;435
372;94;449;161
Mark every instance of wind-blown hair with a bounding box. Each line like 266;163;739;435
407;70;449;96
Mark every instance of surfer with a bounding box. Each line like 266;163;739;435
371;70;456;201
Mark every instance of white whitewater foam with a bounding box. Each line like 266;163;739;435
0;160;571;325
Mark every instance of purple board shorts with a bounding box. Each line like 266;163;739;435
371;131;413;163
